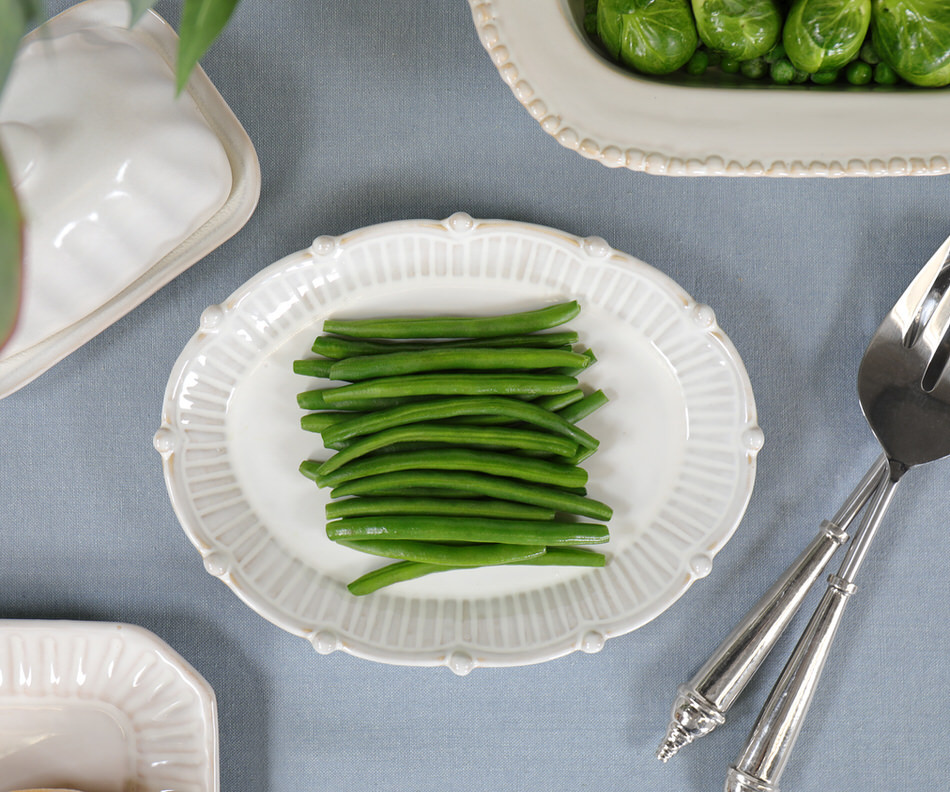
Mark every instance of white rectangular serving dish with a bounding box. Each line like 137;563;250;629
0;0;260;398
0;620;218;792
472;0;950;176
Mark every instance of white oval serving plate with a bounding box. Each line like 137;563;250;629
0;0;260;399
0;620;217;792
155;214;761;673
470;0;950;177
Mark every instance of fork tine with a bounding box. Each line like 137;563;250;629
920;288;950;391
896;233;950;348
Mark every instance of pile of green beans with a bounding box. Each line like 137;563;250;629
294;300;613;596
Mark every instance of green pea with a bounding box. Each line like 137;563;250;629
846;60;872;85
874;62;899;85
810;69;839;84
770;57;796;84
686;49;710;76
741;57;768;79
720;56;741;73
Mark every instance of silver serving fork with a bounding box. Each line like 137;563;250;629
656;235;950;783
723;235;950;791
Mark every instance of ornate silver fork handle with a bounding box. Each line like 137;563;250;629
725;472;900;792
656;455;887;761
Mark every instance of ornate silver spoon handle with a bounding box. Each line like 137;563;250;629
656;455;887;761
725;473;900;792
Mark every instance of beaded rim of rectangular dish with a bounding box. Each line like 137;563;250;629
469;0;950;177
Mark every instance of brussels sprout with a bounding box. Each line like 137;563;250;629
597;0;699;75
871;0;950;87
691;0;783;61
783;0;871;73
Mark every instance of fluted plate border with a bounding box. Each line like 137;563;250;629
469;0;950;178
0;620;218;792
156;214;761;673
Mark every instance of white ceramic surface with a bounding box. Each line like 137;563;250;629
470;0;950;177
155;214;762;673
0;620;218;792
0;0;260;398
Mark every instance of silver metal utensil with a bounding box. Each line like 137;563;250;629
656;456;886;760
725;233;950;791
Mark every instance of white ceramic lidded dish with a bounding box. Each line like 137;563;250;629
155;214;762;673
0;0;260;398
470;0;950;177
0;620;218;792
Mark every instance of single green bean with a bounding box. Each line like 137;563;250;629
314;448;588;489
327;515;608;545
534;389;584;412
334;539;546;566
300;460;326;483
344;479;584;497
304;461;504;486
322;300;580;339
321;396;598;449
520;546;606;566
346;547;606;595
446;382;586;422
558;389;608;424
330;471;612;520
347;560;448;595
552;348;597;377
293;359;335;378
325;497;555;520
329;440;444;455
311;331;580;358
327;348;590;381
301;412;355;432
318;423;578;473
365;487;485;498
567;446;597;466
319;373;578;405
512;388;608;440
297;390;425;411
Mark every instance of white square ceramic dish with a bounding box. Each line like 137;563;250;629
470;0;950;177
0;620;218;792
0;0;260;399
155;214;762;673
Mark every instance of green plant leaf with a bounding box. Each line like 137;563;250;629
1;0;29;86
176;0;241;93
128;0;156;26
0;148;23;351
0;0;35;351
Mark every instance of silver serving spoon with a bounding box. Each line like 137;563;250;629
658;237;950;765
725;233;950;791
